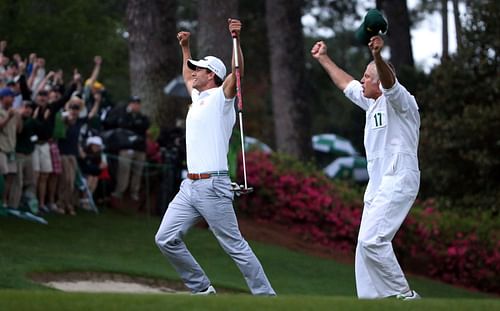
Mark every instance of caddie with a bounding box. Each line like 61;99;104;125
311;9;421;300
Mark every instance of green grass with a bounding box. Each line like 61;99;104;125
0;210;498;311
0;291;499;311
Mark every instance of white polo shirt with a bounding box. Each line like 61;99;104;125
344;80;420;200
186;86;236;173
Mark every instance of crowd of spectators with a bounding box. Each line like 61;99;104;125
0;40;164;217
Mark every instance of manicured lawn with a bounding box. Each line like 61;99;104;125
1;291;500;311
0;209;497;310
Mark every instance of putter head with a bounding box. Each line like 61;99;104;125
239;187;254;195
230;183;254;196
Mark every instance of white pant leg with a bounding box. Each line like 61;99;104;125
355;204;379;298
355;169;419;298
194;177;276;296
154;179;210;292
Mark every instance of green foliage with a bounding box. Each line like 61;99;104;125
417;0;500;211
414;200;500;248
271;152;319;176
0;0;129;101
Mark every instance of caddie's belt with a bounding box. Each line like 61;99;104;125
187;171;229;180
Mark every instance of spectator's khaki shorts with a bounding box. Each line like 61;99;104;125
0;152;18;175
32;143;53;173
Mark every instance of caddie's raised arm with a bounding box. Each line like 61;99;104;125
311;41;354;91
223;18;243;99
369;35;395;89
177;31;193;95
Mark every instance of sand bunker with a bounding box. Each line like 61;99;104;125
45;280;173;293
30;272;189;294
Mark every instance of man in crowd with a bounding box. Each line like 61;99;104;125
107;96;149;201
155;19;276;296
57;95;97;215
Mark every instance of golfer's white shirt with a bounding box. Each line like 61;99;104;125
186;86;236;173
344;80;420;201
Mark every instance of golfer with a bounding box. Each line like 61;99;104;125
155;19;276;296
311;36;421;300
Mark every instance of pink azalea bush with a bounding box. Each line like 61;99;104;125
395;202;500;294
236;151;500;294
237;151;361;253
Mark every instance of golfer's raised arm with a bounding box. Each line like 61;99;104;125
311;41;354;91
224;18;243;99
177;31;194;95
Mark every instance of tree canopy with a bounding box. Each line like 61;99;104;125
0;0;128;102
417;0;499;211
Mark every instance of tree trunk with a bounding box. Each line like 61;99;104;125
452;0;463;54
266;0;311;160
441;0;449;61
376;0;415;71
126;0;182;127
196;0;238;68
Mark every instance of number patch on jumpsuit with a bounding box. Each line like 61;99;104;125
372;111;386;129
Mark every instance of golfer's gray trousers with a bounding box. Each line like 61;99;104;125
155;176;276;295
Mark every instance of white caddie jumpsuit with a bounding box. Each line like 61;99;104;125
344;79;420;299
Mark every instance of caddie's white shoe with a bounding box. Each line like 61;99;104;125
396;290;421;300
192;285;216;295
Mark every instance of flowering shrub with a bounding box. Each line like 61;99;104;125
395;203;500;294
236;151;500;294
237;151;362;253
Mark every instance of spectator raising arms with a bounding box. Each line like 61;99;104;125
32;70;79;213
0;87;22;208
9;100;39;210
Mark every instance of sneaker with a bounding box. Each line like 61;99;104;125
396;290;421;300
192;285;216;295
67;206;76;216
80;200;92;211
39;205;50;214
48;203;64;214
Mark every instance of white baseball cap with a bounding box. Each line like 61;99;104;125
86;136;104;147
187;56;227;80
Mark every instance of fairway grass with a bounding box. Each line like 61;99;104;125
0;209;497;311
1;290;499;311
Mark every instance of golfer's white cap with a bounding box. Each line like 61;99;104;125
86;136;104;147
187;56;226;80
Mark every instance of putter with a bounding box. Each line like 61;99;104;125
231;31;253;195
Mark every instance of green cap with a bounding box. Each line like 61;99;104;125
355;9;388;45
